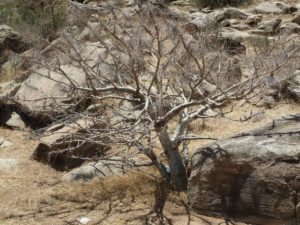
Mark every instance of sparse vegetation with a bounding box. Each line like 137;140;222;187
0;0;67;39
1;0;300;224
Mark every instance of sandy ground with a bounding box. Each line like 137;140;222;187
0;100;299;225
0;0;299;223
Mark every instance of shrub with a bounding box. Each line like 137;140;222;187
191;0;249;8
0;1;20;25
0;0;67;39
17;0;67;38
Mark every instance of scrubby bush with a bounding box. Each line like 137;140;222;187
0;0;67;39
18;0;67;39
0;1;20;25
191;0;249;8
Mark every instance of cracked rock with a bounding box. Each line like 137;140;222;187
189;115;300;225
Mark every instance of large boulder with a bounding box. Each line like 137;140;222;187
33;119;110;171
189;115;300;225
14;41;106;113
0;25;29;66
255;2;296;14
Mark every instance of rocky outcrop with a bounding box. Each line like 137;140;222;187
0;25;29;66
189;115;300;225
33;119;111;171
254;2;296;14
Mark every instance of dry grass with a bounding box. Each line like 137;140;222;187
0;67;23;83
54;170;157;204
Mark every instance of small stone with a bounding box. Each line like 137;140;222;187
0;138;12;148
263;96;276;108
292;70;300;85
238;99;247;106
246;15;262;26
251;113;265;123
5;112;26;129
188;17;207;30
0;159;18;171
76;216;91;225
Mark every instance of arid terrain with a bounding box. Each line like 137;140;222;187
0;0;300;224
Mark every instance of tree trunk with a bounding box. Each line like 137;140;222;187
169;148;188;191
157;127;188;191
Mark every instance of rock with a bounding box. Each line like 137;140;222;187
0;138;12;148
40;37;72;64
76;216;91;225
200;80;217;94
263;95;276;108
77;14;101;42
246;14;262;26
285;70;300;100
0;25;29;66
232;24;252;31
250;112;265;123
125;0;135;7
0;159;18;171
223;8;249;20
33;119;110;171
274;2;297;14
14;59;92;112
220;19;231;27
287;85;300;99
189;115;300;225
280;22;300;34
219;29;248;54
204;109;218;117
11;41;109;122
5;112;26;129
220;29;251;42
122;6;139;18
292;12;300;25
214;8;249;23
257;18;282;32
292;70;300;85
63;157;137;182
255;2;283;14
0;81;20;98
187;17;207;30
186;12;211;31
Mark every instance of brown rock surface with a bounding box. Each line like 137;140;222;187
33;119;110;171
189;115;300;225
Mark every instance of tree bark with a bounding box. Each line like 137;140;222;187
157;127;188;191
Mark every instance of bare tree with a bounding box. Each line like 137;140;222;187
19;3;299;194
